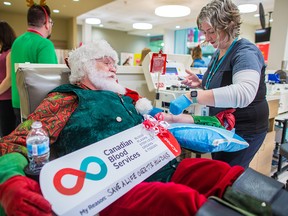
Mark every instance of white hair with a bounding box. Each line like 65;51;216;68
68;40;119;84
85;61;126;95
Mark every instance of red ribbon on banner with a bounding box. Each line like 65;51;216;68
142;114;169;138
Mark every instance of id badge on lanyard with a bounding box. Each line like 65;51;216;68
201;106;209;116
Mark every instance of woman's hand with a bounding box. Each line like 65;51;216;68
181;69;201;88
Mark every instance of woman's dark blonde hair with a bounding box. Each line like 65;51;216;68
139;47;151;66
197;0;241;42
191;45;202;60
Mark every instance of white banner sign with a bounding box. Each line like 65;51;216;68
40;124;180;216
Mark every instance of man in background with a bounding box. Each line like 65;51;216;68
11;3;58;125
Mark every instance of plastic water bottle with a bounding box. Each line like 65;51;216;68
26;121;50;173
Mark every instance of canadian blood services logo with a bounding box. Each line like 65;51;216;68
53;156;108;195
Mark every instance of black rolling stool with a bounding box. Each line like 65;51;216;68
279;143;288;190
272;118;288;180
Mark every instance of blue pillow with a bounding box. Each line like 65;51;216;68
168;123;249;153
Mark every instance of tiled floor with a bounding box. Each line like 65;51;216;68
276;170;288;184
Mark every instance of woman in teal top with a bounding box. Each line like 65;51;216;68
191;45;207;68
170;0;268;169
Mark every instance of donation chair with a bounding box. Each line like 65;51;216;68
279;143;288;189
16;64;71;179
196;167;288;216
16;64;71;120
16;64;288;216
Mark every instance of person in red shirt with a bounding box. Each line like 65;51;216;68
0;21;17;137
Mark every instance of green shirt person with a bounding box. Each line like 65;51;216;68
11;3;58;124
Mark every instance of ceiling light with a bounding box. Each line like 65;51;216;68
132;23;152;30
3;2;11;6
53;9;60;13
254;14;260;17
238;4;257;14
85;18;101;25
99;24;104;27
176;25;180;29
155;5;191;17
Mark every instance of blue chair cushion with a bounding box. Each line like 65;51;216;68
168;123;249;153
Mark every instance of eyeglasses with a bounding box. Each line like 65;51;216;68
96;58;117;69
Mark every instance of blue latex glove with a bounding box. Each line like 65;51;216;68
148;107;163;117
169;95;192;115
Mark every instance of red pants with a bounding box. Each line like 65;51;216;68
100;158;244;216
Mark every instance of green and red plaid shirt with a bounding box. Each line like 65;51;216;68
0;91;78;156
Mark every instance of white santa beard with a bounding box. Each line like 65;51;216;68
86;68;126;95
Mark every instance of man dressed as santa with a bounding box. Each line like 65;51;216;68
0;40;243;216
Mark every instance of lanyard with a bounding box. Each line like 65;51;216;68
27;28;44;37
205;37;238;89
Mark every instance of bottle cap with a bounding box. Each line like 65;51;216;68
31;121;42;129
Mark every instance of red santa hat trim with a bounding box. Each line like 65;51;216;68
125;88;153;115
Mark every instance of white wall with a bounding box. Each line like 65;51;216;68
163;29;175;54
240;23;257;43
267;0;288;70
77;24;149;57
